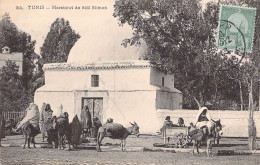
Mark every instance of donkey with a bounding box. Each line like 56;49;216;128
22;122;40;149
53;112;72;150
189;119;223;157
96;122;139;152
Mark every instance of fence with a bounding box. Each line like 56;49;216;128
3;111;26;122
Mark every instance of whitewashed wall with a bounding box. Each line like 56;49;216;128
34;91;75;122
44;68;152;91
106;90;159;134
156;110;260;137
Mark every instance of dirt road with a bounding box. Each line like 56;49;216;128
0;135;260;165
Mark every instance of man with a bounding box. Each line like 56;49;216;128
0;111;5;147
160;116;174;134
40;103;53;142
194;107;213;135
163;116;174;127
92;116;102;137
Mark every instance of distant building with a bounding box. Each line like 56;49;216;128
0;46;23;75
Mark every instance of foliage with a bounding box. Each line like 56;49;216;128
0;13;36;112
114;0;222;108
0;61;32;113
113;0;260;109
0;13;36;91
40;18;80;63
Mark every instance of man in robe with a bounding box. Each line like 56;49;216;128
194;107;213;135
40;103;53;142
81;106;92;137
16;103;40;133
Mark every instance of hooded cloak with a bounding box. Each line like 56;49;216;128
17;103;40;129
194;107;212;127
81;106;92;129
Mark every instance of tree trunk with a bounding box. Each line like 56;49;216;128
248;79;256;150
239;81;243;111
193;96;201;109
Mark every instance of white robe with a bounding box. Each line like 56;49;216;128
17;103;40;129
194;107;213;129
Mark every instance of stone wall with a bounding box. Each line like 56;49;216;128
156;109;260;137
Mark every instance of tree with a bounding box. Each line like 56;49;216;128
0;61;30;112
114;0;226;109
0;13;37;111
0;13;36;92
40;18;80;63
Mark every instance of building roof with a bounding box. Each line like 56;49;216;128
43;60;152;71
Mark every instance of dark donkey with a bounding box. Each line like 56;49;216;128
53;112;72;150
189;119;223;157
96;122;140;152
22;122;40;149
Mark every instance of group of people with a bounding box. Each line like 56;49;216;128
162;107;213;135
9;103;103;145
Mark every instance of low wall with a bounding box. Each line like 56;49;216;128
156;110;260;137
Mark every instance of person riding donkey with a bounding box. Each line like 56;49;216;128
15;103;40;134
194;107;213;135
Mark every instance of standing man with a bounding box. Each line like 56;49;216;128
40;103;53;142
0;110;5;147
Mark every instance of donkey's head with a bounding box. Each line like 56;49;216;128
129;122;140;137
213;119;223;136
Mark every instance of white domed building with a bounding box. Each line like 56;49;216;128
34;2;182;134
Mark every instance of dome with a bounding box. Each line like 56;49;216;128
67;1;147;63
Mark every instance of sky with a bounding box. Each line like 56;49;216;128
0;0;215;62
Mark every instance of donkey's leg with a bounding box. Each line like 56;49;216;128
192;140;195;155
58;134;62;150
196;141;200;154
121;140;124;151
32;137;36;148
28;137;31;149
123;140;127;151
206;139;211;157
23;134;27;149
97;132;105;152
66;134;72;150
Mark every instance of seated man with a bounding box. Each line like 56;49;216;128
15;103;40;134
160;116;174;133
163;116;174;127
194;107;213;135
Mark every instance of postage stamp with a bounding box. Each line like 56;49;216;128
217;5;256;52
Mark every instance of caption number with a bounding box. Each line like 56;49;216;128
16;6;23;10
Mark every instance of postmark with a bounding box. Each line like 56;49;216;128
217;5;256;52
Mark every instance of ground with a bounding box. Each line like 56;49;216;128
0;134;260;165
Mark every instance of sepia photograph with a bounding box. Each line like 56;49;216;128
0;0;259;164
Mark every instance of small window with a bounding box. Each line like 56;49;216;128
162;77;164;86
91;75;99;87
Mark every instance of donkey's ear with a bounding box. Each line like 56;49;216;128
134;121;137;125
129;122;134;126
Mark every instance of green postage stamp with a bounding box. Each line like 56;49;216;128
217;5;256;52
